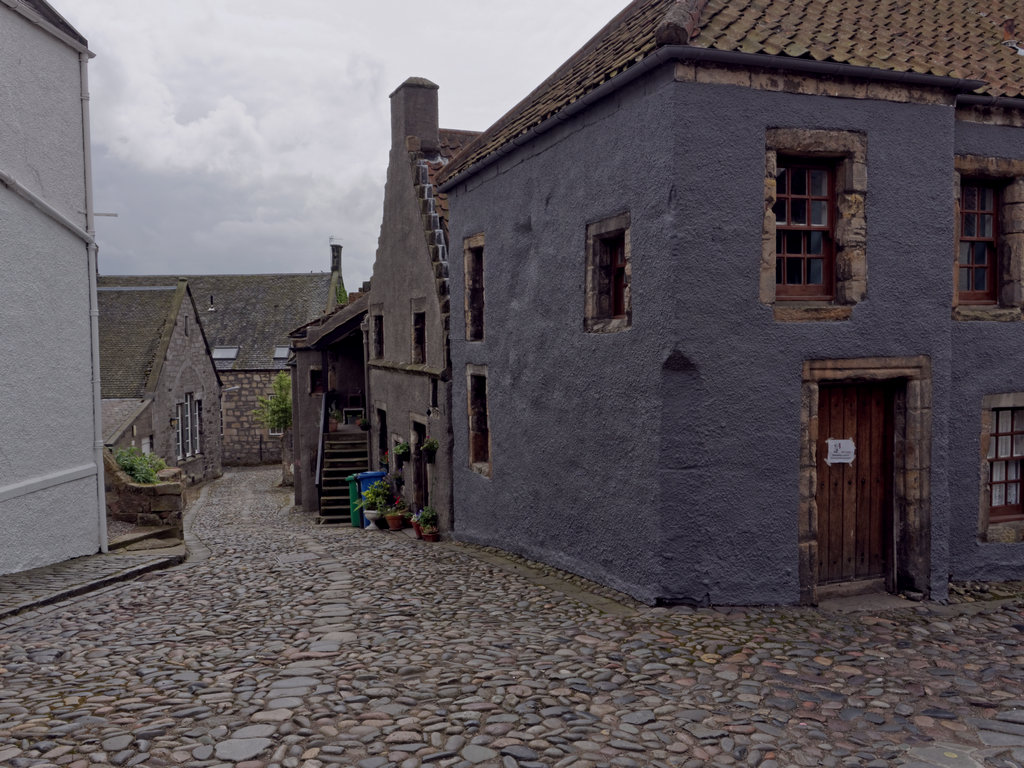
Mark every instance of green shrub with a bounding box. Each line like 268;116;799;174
115;447;167;484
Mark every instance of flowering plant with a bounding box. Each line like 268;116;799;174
393;442;411;459
380;450;389;469
421;437;439;453
418;506;438;531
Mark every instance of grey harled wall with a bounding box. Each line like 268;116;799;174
447;61;976;605
950;119;1024;581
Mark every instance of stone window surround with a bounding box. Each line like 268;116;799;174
584;212;632;333
370;303;385;360
953;156;1024;322
763;128;868;322
464;233;485;342
978;392;1024;542
466;363;491;477
798;356;932;605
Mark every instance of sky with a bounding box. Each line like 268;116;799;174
56;1;630;289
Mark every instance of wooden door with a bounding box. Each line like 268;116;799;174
816;382;895;587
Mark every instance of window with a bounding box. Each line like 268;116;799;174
176;393;202;460
213;346;239;360
763;129;867;321
958;181;999;304
467;366;491;474
774;162;834;300
412;311;426;364
954;158;1024;321
585;212;631;332
989;408;1024;522
309;368;324;394
273;345;290;359
377;408;388;470
373;314;384;359
464;234;485;341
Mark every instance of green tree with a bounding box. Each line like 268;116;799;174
253;371;292;433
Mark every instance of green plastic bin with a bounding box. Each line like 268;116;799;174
346;474;362;528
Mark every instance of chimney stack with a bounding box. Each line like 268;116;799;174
390;77;440;154
330;241;342;274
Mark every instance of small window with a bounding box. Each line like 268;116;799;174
377;408;388;471
467;367;491;473
412;312;426;364
309;368;324;394
958;180;999;305
464;234;485;341
585;213;631;332
989;408;1024;522
373;315;384;359
775;161;835;300
213;346;239;360
273;345;290;359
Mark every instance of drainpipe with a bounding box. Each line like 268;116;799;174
81;49;107;553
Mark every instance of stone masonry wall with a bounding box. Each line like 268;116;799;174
103;451;184;530
221;370;282;465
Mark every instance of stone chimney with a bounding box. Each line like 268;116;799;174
328;240;347;309
330;241;343;274
390;77;439;154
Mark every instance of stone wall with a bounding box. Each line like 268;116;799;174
221;370;282;465
103;451;184;531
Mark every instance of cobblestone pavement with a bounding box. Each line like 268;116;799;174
2;468;1024;768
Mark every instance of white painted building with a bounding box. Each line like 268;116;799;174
0;0;106;573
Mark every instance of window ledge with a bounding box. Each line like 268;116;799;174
983;520;1024;543
469;462;492;478
773;303;853;323
585;316;632;334
952;306;1023;322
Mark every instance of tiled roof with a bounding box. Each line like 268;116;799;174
440;0;1024;184
97;286;178;399
101;398;148;444
21;0;88;46
99;274;334;371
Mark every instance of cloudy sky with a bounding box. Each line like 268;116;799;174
56;1;629;288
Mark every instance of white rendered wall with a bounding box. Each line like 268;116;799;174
0;4;101;574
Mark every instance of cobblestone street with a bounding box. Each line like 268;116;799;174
2;468;1024;768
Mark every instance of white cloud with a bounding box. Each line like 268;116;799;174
58;0;629;282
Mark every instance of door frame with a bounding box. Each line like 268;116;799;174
798;356;932;605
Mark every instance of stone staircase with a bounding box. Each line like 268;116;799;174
317;431;370;524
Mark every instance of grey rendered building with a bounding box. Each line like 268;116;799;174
439;0;1024;605
0;0;106;574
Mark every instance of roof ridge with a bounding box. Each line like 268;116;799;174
655;0;710;45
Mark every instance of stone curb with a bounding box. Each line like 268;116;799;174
0;552;185;622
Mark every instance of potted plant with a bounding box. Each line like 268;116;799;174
393;442;411;466
380;450;389;472
358;478;393;528
419;506;439;542
410;508;423;539
328;408;344;432
421;437;439;464
384;496;407;531
357;416;370;431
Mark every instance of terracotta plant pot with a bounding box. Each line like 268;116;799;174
423;450;436;464
412;521;423;539
385;514;404;531
422;531;439;542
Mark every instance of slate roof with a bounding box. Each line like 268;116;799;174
97;286;178;399
21;0;88;46
98;274;334;371
440;0;1024;184
101;398;149;444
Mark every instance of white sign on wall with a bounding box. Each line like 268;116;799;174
825;438;856;466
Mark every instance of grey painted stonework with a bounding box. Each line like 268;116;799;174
445;63;1024;605
0;2;103;575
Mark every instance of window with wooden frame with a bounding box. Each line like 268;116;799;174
466;365;491;474
585;212;631;332
464;234;485;341
372;314;384;359
412;311;426;364
774;161;835;300
989;407;1024;522
763;129;867;322
958;180;999;305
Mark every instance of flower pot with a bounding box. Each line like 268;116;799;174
385;513;404;531
358;421;370;431
363;508;382;530
422;532;440;542
423;449;436;464
412;521;423;539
